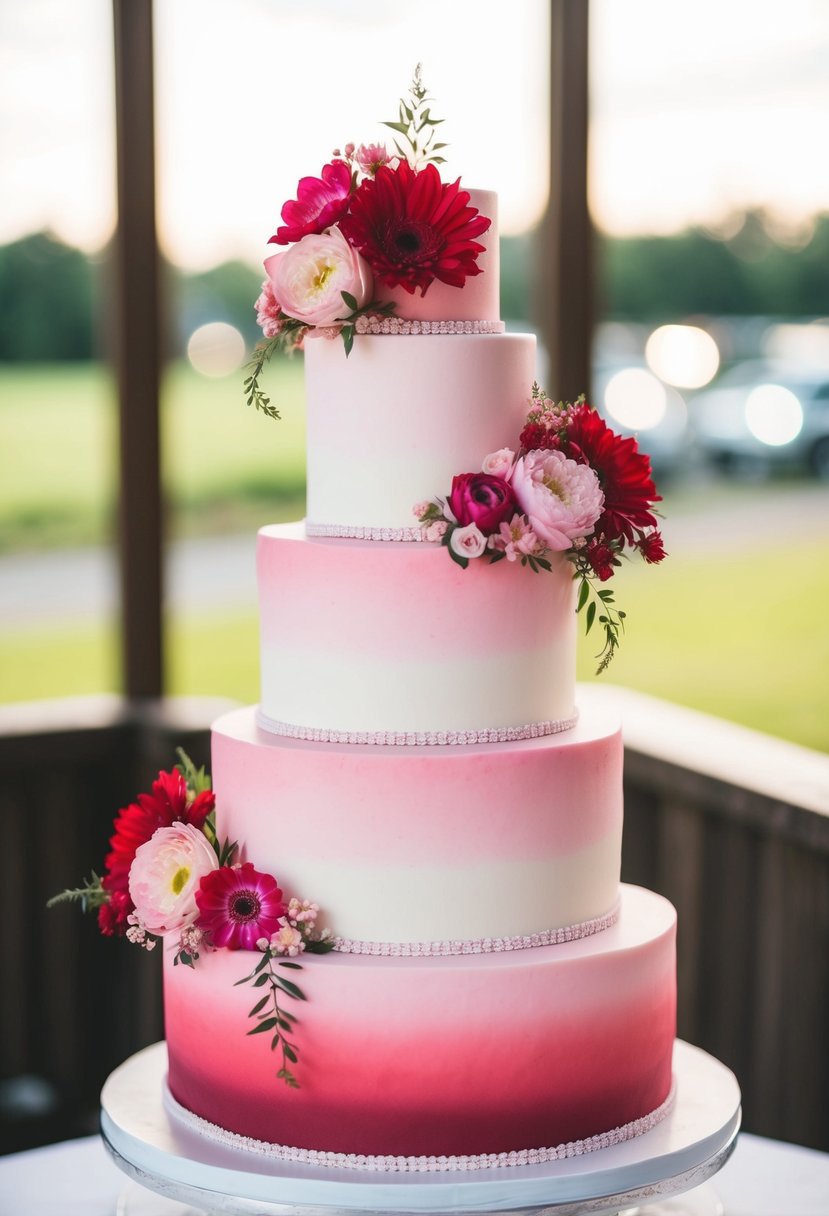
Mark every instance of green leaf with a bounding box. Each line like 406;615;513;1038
278;961;303;971
341;290;358;313
586;601;597;634
248;995;270;1017
342;326;354;358
276;977;307;1001
253;973;270;987
276;1017;294;1032
283;1043;298;1064
247;1017;278;1036
253;953;270;974
382;120;410;135
577;580;590;612
447;544;469;570
598;589;614;602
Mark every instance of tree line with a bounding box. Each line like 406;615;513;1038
1;212;827;362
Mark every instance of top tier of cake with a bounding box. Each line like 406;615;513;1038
304;191;538;535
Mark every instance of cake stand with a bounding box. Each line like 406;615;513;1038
101;1040;740;1216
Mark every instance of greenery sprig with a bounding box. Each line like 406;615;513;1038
574;566;627;675
382;63;448;169
46;871;106;913
243;335;289;421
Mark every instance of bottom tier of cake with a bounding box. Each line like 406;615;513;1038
164;885;676;1166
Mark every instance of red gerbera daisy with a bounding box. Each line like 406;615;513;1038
565;404;661;544
338;161;490;296
195;863;285;950
268;160;353;246
101;768;215;924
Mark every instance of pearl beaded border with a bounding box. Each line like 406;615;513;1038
306;522;427;541
255;707;579;747
162;1077;677;1173
354;316;505;336
331;899;620;957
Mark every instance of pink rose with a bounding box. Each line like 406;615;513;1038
128;823;218;936
511;449;604;550
265;227;372;328
481;448;515;479
450;522;487;559
447;472;517;537
269;160;353;246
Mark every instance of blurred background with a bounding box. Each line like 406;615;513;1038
1;0;827;748
1;0;829;1160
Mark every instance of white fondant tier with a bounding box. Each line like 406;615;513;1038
257;523;577;738
212;702;623;944
304;331;536;533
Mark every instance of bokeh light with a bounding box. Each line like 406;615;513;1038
645;324;720;389
603;368;667;431
186;322;246;377
744;384;804;446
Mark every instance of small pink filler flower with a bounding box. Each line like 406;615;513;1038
196;862;286;950
254;279;284;338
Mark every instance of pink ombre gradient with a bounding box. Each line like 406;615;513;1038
211;704;623;943
164;885;676;1160
257;525;577;735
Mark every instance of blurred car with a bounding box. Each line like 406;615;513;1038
688;360;829;480
591;360;693;479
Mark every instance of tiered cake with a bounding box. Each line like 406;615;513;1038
162;181;677;1169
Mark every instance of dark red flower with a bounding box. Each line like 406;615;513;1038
638;529;667;564
448;472;517;536
97;889;133;937
585;538;618;582
565;404;660;544
268;160;353;246
102;768;215;907
519;420;555;452
338;161;490;295
195;863;285;950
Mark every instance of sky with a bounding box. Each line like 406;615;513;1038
1;0;827;269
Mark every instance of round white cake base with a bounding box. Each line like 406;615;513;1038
100;1040;740;1216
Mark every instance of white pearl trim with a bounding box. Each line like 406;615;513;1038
306;522;427;541
354;316;505;336
255;707;579;747
332;899;620;956
162;1077;677;1173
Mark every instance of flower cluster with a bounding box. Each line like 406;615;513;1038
244;68;491;419
414;385;666;671
49;753;333;1087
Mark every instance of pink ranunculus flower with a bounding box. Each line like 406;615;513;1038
450;522;487;560
269;160;353;246
128;823;218;937
481;448;515;480
254;278;284;338
511;448;604;550
447;472;517;537
265;226;373;328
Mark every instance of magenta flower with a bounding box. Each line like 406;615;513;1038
268;161;353;246
195;863;285;950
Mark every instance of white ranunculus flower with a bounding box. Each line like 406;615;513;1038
264;226;372;328
128;822;218;936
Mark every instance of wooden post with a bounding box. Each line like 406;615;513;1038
537;0;593;401
111;0;164;697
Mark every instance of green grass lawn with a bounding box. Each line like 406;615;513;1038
0;360;307;550
2;361;828;752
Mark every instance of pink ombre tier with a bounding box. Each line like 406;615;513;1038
258;524;577;737
164;885;676;1162
213;704;623;944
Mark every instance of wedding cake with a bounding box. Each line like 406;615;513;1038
160;91;676;1168
57;76;675;1172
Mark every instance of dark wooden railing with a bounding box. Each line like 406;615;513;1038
1;689;828;1153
